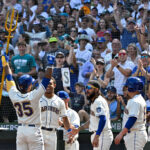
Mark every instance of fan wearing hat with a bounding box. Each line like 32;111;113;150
57;91;80;150
132;50;150;86
96;37;111;58
42;36;68;70
75;33;92;83
71;80;113;149
90;58;109;96
106;86;121;121
114;1;138;49
78;13;96;42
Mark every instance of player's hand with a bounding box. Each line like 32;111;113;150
68;128;79;139
47;55;55;66
92;135;99;147
114;133;123;145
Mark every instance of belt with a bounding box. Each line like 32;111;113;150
41;127;57;131
18;124;36;127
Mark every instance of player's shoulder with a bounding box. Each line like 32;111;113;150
95;95;106;103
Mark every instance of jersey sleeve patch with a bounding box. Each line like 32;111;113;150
96;107;101;113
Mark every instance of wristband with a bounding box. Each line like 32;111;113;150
6;74;13;81
74;125;79;128
67;128;72;132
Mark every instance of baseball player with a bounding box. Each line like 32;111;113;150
40;78;72;150
2;54;54;150
114;77;148;150
57;91;80;150
71;80;113;150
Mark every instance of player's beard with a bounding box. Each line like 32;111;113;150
86;91;96;101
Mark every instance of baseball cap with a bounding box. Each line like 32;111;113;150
96;58;105;64
38;39;48;45
87;80;100;89
97;37;106;43
104;30;111;35
57;91;69;100
107;86;117;93
141;50;150;56
75;82;85;88
49;37;58;43
59;13;69;17
78;34;90;42
83;0;91;3
56;52;65;58
128;20;136;24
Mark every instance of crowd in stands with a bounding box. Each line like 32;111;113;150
0;0;150;128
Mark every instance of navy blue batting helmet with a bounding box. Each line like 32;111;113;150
125;77;143;92
18;74;33;92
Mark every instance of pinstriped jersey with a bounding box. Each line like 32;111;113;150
89;95;112;132
122;94;146;131
40;94;67;128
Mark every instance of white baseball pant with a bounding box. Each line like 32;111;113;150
42;129;57;150
91;130;113;150
17;126;44;150
65;140;79;150
124;130;148;150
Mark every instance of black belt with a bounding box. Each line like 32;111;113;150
18;124;36;127
41;127;57;131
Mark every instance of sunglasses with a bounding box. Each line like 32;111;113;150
71;30;76;32
119;53;126;56
85;85;97;90
56;56;64;59
141;56;148;59
96;62;104;65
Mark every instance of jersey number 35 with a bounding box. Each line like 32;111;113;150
14;101;33;117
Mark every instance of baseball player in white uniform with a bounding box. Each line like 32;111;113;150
115;77;148;150
70;80;113;150
57;91;80;150
40;78;72;150
3;57;53;150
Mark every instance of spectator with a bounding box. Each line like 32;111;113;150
106;86;121;121
69;82;85;113
127;43;141;66
96;37;111;59
96;18;109;38
104;38;122;71
11;41;37;80
77;16;96;42
42;37;67;69
114;1;138;49
90;58;109;96
75;34;92;83
106;49;135;95
132;50;150;90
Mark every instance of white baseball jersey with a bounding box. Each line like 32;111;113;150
63;108;80;141
122;94;146;131
89;95;112;132
40;94;67;128
8;83;45;125
122;94;148;150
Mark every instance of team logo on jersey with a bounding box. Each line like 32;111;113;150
96;107;101;113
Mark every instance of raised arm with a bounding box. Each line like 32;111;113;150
113;0;123;33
